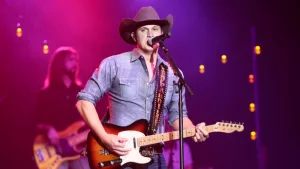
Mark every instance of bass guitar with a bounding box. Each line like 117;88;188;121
33;121;90;169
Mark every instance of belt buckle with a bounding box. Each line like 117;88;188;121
148;146;156;156
141;146;151;157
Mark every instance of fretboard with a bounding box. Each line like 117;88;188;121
137;125;214;147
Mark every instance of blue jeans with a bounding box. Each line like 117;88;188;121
122;154;167;169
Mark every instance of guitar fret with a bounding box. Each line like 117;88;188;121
141;138;144;146
167;133;170;141
138;138;142;146
165;133;169;142
206;126;213;133
170;132;175;140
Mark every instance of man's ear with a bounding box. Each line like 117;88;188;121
131;32;136;42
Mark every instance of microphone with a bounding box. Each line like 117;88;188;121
147;32;172;47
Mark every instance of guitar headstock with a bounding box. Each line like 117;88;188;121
212;121;244;133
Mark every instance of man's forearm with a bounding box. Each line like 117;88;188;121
171;117;195;131
76;100;107;139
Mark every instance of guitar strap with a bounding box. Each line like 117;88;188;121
101;106;110;123
147;62;168;135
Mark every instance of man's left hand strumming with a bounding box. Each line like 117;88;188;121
193;122;209;142
171;117;209;142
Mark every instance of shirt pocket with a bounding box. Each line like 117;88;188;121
119;78;138;100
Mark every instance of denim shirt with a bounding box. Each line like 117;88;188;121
77;48;188;134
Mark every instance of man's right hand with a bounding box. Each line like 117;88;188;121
47;127;59;145
100;134;131;156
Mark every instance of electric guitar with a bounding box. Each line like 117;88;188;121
86;119;244;169
33;121;90;169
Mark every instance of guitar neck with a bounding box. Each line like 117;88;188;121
137;125;214;147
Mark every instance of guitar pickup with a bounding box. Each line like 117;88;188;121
99;149;110;155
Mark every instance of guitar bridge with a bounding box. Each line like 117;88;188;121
98;159;122;168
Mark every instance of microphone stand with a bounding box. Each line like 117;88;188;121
159;41;194;169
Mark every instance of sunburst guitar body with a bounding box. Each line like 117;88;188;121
86;119;244;169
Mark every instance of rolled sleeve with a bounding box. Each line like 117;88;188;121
77;57;116;106
167;70;188;125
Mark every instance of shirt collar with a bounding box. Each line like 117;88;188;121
130;48;141;62
130;48;164;65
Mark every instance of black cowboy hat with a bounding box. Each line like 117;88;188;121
119;6;173;45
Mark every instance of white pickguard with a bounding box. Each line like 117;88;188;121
118;130;152;166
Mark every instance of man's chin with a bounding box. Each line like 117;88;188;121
144;46;155;52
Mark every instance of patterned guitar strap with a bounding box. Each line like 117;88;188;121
148;62;168;135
